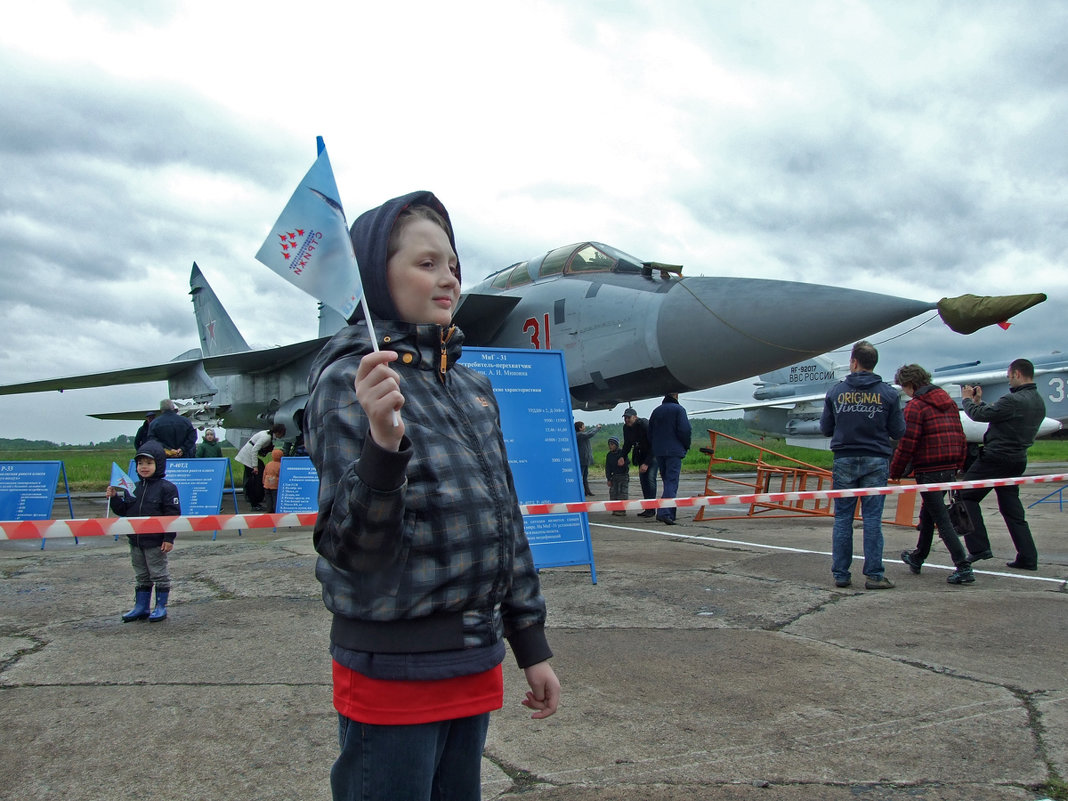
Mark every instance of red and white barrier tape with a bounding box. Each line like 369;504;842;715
1;474;1065;541
520;472;1068;516
0;512;318;541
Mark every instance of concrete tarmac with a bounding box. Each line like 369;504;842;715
1;472;1066;800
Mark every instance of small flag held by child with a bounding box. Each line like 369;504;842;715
110;462;137;496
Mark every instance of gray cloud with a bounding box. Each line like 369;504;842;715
0;0;1064;443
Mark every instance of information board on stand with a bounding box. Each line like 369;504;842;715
276;457;319;513
463;348;596;583
127;457;235;515
0;461;70;520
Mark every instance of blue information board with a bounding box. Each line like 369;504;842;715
276;457;319;513
0;461;65;520
127;457;235;515
461;348;596;582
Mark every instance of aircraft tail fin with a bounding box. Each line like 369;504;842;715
317;302;348;339
189;263;251;357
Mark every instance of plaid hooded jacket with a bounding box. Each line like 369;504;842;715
306;320;550;680
889;384;967;479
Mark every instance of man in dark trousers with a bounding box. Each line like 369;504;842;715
648;393;691;525
819;340;905;590
620;408;657;517
148;399;197;458
959;358;1046;570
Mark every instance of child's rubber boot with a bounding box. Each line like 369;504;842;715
148;589;170;622
121;588;153;622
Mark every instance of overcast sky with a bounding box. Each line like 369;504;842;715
1;0;1064;444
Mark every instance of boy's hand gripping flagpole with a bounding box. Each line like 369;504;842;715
255;138;398;424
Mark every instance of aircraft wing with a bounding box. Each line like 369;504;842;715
0;337;333;396
89;408;166;422
689;392;828;416
0;358;204;395
198;337;332;374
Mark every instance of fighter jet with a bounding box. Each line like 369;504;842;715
701;351;1065;448
0;242;1047;445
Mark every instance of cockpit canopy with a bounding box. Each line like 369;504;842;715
485;242;680;290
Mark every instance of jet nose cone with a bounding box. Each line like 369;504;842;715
657;278;936;389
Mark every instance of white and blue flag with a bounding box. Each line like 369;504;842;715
255;138;363;319
109;462;137;496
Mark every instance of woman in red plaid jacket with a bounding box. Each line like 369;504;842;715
889;364;972;584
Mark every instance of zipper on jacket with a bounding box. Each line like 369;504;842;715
439;326;455;382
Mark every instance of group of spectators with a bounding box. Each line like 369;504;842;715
133;400;294;511
820;341;1045;588
576;392;693;526
578;339;1047;585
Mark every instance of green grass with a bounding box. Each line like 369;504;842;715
0;448;243;492
3;438;1067;493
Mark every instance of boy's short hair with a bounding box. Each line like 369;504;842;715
894;364;931;389
850;340;879;371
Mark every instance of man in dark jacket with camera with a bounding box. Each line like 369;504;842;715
959;358;1046;570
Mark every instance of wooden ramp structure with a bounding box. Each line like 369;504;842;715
693;430;918;526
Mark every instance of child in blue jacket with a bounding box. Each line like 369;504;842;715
106;440;180;622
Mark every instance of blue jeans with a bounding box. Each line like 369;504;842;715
331;712;490;801
656;455;682;521
831;456;888;582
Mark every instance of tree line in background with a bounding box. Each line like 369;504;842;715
1;420;757;452
0;435;235;451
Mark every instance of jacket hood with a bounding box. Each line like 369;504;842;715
844;370;885;388
348;190;460;322
912;384;959;413
134;439;167;478
271;448;284;461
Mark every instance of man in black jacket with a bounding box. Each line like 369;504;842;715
148;399;197;457
960;358;1046;570
620;408;657;517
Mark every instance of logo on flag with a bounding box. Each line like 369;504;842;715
255;145;364;319
271;228;324;276
110;462;137;496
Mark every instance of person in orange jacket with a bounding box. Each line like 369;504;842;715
262;448;284;513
